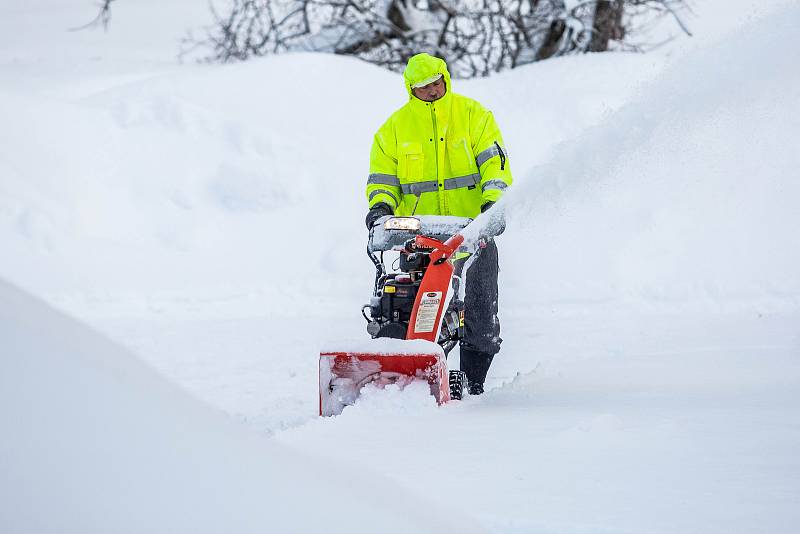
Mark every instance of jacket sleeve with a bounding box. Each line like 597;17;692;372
366;120;402;211
471;105;513;204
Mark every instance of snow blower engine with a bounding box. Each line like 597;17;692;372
363;217;470;353
319;215;475;416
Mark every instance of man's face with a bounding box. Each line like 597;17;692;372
412;77;446;102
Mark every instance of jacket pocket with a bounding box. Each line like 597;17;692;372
399;142;424;181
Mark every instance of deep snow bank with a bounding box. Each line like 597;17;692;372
495;1;800;312
0;278;484;533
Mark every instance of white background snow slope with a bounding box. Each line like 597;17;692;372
1;0;799;532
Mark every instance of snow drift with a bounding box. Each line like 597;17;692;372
495;4;800;312
0;279;484;533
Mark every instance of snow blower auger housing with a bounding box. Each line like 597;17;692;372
319;215;473;416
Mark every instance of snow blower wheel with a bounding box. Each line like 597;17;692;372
449;369;467;401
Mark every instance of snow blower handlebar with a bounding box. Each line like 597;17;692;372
411;233;465;265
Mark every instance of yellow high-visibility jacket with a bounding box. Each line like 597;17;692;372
367;53;513;218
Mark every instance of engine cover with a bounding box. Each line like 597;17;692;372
371;276;420;339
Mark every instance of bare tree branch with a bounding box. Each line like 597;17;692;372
72;0;690;77
70;0;115;32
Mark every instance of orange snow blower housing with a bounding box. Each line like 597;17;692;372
319;215;476;416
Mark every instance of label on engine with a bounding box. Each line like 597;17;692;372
413;291;442;334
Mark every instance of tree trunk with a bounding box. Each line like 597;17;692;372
588;0;625;52
535;19;566;60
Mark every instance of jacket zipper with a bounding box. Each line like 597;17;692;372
431;104;443;212
431;105;439;182
494;141;506;170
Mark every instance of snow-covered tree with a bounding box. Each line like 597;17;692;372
88;0;690;77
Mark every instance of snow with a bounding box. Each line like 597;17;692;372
0;279;482;533
2;0;800;532
321;338;445;356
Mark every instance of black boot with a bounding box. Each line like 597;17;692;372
460;346;494;395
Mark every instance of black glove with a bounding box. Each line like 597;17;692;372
365;203;393;229
481;201;505;236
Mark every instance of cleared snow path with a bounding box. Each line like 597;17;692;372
279;310;800;533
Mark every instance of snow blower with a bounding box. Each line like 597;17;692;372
319;215;477;416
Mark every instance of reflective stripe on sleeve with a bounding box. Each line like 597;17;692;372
476;145;501;168
367;173;401;186
369;189;399;207
481;180;508;192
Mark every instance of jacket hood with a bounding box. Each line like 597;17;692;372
403;53;452;100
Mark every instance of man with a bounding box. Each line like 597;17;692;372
364;52;513;395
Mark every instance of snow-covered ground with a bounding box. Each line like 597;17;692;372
2;0;799;532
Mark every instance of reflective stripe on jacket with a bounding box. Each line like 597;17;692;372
366;53;513;218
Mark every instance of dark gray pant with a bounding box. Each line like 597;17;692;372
461;238;501;356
